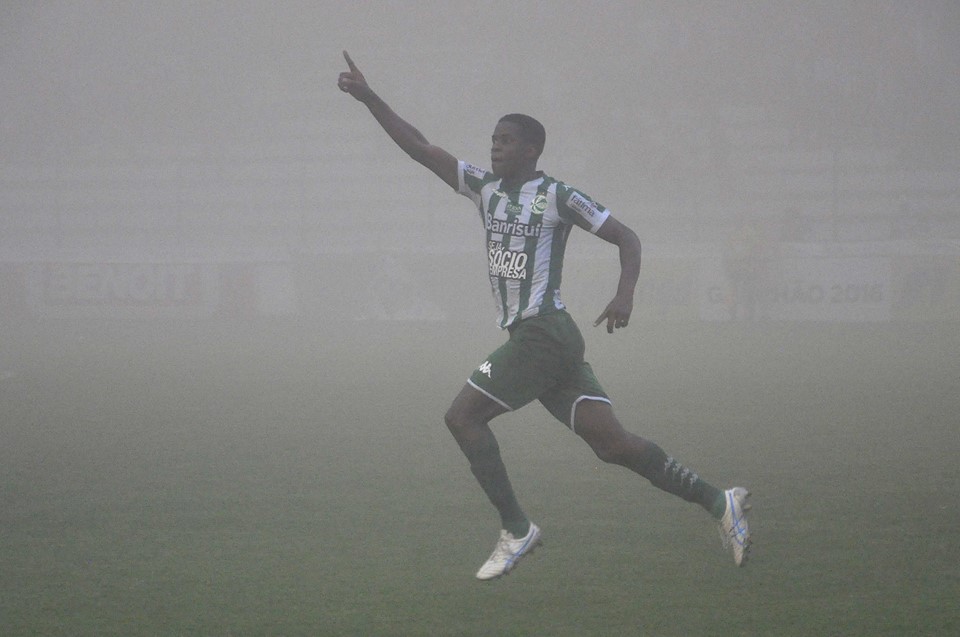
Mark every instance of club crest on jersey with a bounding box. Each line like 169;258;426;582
531;193;548;215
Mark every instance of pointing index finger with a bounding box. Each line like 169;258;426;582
343;50;358;72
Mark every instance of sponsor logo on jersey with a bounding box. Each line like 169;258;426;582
506;201;523;215
568;191;601;220
488;242;528;280
478;360;492;377
485;213;542;238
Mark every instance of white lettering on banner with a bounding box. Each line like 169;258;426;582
488;242;528;280
707;282;885;306
43;264;200;306
700;256;892;322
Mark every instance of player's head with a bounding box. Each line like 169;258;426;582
498;113;545;158
491;114;545;178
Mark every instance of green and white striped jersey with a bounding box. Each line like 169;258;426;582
457;160;611;329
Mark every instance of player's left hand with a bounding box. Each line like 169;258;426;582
594;294;633;334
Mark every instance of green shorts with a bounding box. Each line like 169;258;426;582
468;310;610;428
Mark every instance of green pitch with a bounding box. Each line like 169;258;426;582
1;318;957;636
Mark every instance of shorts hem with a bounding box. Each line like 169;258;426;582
467;378;514;412
570;395;612;434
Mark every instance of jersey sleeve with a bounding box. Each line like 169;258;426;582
456;160;495;207
557;185;611;233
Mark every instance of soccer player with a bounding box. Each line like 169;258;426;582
338;51;751;580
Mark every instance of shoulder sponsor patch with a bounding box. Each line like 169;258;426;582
463;162;488;180
568;191;601;220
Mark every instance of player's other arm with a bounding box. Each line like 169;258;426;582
593;215;642;333
338;51;458;190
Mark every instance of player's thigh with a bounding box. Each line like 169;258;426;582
467;331;558;411
445;382;509;427
539;361;610;430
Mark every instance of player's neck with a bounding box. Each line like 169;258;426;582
500;168;542;192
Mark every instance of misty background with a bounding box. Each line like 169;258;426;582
2;3;959;634
1;1;958;329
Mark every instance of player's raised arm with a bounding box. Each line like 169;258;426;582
338;51;458;190
593;215;642;334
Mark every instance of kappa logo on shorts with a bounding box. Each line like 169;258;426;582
478;361;493;378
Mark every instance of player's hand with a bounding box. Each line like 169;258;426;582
594;294;633;334
338;50;373;103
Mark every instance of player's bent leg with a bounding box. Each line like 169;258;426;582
572;399;660;471
444;383;509;449
574;400;721;510
444;384;531;540
573;399;752;565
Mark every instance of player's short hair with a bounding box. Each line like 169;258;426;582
499;113;546;157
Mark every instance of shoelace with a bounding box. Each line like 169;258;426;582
719;496;749;549
490;532;516;560
719;521;747;549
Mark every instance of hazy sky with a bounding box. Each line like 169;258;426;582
1;1;958;256
3;1;958;158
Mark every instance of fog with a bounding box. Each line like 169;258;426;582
2;2;958;326
2;0;959;479
2;2;960;633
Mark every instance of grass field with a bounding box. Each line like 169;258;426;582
1;316;958;636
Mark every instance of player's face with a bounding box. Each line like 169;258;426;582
490;121;533;178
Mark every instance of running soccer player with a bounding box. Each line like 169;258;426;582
337;51;751;579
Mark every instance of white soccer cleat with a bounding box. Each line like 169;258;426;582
719;487;752;566
475;523;542;580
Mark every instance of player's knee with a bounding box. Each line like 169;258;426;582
578;422;629;465
577;410;635;466
587;433;629;465
444;401;480;438
445;385;505;437
443;406;460;432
